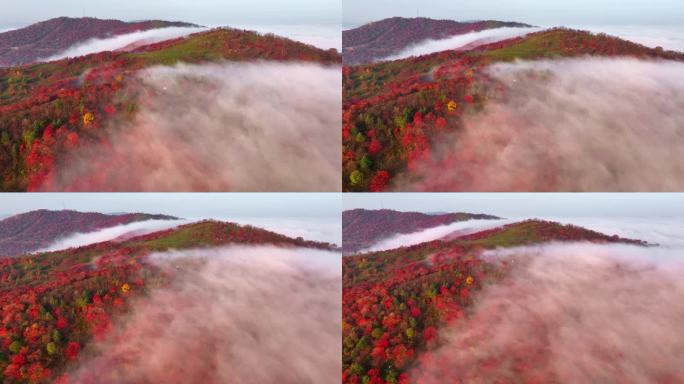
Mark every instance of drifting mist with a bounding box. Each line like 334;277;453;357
360;218;512;253
411;242;684;382
66;245;342;383
229;217;341;245
47;61;341;192
45;27;207;61
355;214;684;253
400;57;684;191
571;24;684;52
45;25;339;61
543;217;684;248
37;219;186;253
383;27;540;61
234;24;341;50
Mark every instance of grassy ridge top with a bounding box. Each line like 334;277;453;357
344;219;645;285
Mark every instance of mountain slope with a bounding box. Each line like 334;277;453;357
342;209;499;254
0;17;199;67
0;27;341;191
342;28;684;191
342;219;646;383
0;219;337;383
343;17;533;64
0;209;177;256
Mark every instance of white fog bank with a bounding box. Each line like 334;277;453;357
37;219;187;252
45;62;341;192
573;24;684;52
383;26;541;61
44;27;207;61
228;217;341;246
67;246;342;384
411;242;684;383
360;218;512;253
235;24;341;51
400;57;684;191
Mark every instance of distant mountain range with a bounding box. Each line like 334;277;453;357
343;17;533;64
0;209;177;256
0;17;200;66
342;208;500;253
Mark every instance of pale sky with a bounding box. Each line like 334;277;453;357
2;193;681;220
1;193;682;247
343;0;684;27
0;0;341;29
343;193;684;219
0;193;340;220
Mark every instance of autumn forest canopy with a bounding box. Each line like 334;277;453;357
0;17;341;192
340;207;684;383
2;7;684;383
342;17;684;192
0;208;340;383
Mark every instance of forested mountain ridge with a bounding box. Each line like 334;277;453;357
0;27;341;192
0;209;177;256
342;28;684;192
0;219;337;383
0;17;200;67
342;209;500;254
342;219;646;384
343;17;533;64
